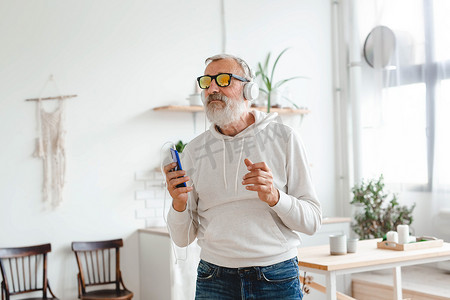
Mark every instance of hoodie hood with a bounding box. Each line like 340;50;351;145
207;109;280;193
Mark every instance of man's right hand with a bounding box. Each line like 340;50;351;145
163;162;193;212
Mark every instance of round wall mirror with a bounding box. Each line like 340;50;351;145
363;26;396;69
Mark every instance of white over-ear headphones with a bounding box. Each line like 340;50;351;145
239;58;259;101
243;81;259;101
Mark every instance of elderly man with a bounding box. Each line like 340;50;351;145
164;54;322;299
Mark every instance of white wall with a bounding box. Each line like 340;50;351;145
0;1;335;299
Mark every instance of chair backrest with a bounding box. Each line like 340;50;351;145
71;239;124;295
0;243;52;299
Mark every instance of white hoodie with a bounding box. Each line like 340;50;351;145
167;110;322;268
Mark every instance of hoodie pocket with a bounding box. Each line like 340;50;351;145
264;210;289;247
201;205;289;258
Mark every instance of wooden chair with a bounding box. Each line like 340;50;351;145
71;239;133;300
0;243;58;300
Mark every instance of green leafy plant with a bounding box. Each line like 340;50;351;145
255;48;308;113
175;140;187;153
350;174;416;240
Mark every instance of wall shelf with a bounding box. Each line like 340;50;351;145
153;105;309;134
153;105;310;115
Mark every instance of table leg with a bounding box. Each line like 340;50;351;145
393;266;402;300
326;271;337;300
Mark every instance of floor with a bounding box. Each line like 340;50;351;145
352;263;450;300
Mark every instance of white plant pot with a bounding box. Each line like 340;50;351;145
254;94;266;107
269;90;282;106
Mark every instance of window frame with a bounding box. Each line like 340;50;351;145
377;0;450;190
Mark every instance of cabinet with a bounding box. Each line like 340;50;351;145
138;218;350;300
139;228;200;300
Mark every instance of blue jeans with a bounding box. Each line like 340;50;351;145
195;257;303;300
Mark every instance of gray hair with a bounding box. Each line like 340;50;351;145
205;54;254;81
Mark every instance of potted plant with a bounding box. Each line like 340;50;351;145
350;174;416;240
175;140;187;153
255;48;309;113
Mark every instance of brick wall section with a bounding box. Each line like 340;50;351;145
135;169;170;227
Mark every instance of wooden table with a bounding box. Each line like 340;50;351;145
297;239;450;300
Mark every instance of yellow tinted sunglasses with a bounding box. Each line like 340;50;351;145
197;73;249;89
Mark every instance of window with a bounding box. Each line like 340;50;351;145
357;0;450;189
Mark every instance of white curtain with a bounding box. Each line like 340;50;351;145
433;40;450;238
350;0;450;239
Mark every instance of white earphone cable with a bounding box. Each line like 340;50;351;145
160;141;197;263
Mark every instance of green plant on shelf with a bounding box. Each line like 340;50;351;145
255;48;309;113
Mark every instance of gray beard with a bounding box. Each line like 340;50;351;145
205;94;247;127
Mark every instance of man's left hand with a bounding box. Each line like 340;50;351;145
242;158;280;207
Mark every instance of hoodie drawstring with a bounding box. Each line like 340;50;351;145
222;138;245;194
235;138;245;194
222;139;228;190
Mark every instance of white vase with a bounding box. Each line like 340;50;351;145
269;90;282;107
254;93;267;107
186;93;202;106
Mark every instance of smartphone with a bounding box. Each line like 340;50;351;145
170;148;187;188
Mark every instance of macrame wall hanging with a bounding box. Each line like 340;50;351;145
26;75;77;207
